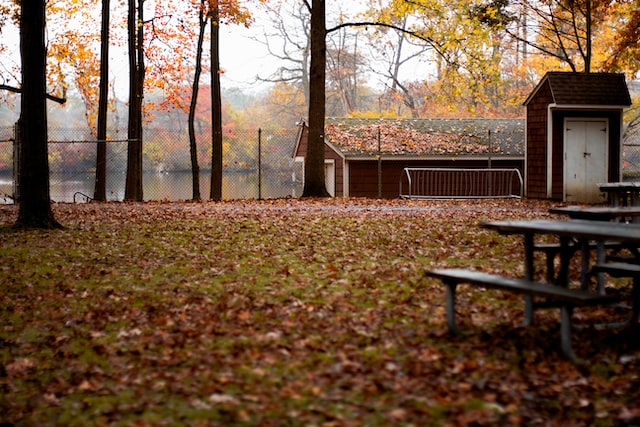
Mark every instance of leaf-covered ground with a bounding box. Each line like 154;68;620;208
1;198;639;426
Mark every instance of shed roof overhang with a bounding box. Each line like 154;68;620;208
342;153;525;162
548;104;629;111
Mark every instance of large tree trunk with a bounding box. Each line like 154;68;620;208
94;0;109;202
15;0;62;229
209;4;223;201
125;0;144;201
302;0;329;197
188;1;207;201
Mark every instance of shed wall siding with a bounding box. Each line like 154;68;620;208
526;81;552;198
349;159;524;198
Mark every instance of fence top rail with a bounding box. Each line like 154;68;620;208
403;167;521;173
47;139;139;144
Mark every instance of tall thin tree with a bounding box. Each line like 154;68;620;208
15;0;62;229
209;2;223;201
125;0;144;201
188;0;208;201
94;0;110;202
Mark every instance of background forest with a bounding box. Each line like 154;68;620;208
0;0;639;198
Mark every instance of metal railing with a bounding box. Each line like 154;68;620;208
400;167;523;199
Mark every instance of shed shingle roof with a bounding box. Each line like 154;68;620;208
524;72;632;106
324;118;525;156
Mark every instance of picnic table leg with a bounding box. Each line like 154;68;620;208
608;190;619;207
557;236;572;288
580;240;590;290
444;281;460;334
596;241;606;295
523;233;535;326
632;278;640;324
560;305;579;363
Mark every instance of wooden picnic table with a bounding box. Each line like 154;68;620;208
480;219;640;321
427;218;640;361
549;205;640;222
598;182;640;206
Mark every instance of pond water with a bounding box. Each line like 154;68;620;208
0;170;303;203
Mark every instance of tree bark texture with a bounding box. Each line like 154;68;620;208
303;0;329;197
15;0;62;229
94;0;110;202
188;1;206;201
125;0;144;201
209;5;223;201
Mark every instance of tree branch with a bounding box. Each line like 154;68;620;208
327;21;456;68
0;84;67;104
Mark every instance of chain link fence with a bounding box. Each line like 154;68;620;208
0;126;304;203
2;121;639;204
623;119;640;179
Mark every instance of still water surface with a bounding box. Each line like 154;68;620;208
0;170;302;203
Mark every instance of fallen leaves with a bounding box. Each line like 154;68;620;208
325;121;504;155
0;198;639;425
5;357;37;377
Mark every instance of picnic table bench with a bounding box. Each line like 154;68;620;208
591;262;640;325
549;205;640;223
427;219;640;362
426;268;618;362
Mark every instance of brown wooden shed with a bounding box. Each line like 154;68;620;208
293;118;524;198
523;72;632;203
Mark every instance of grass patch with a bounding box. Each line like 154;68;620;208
1;199;639;425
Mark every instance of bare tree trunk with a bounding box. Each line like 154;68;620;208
15;0;62;229
125;0;144;201
188;1;207;202
302;0;329;198
209;4;223;201
94;0;109;202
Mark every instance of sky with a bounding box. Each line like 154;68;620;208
0;3;282;95
0;1;430;104
220;24;278;92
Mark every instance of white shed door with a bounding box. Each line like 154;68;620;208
564;119;608;203
324;160;335;197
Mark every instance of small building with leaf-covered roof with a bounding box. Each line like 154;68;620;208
523;72;632;203
292;117;525;198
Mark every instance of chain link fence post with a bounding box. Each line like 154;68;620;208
257;128;262;200
13;122;20;202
